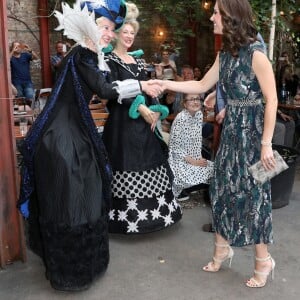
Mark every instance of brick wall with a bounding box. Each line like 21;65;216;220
7;0;42;89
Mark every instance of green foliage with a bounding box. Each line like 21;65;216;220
251;0;297;30
135;0;299;61
50;0;299;62
250;0;299;60
135;0;207;35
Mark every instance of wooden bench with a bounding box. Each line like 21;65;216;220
89;103;107;111
91;112;109;128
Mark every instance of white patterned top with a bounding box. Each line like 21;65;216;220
168;109;214;196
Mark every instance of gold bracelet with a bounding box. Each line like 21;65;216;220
261;140;272;146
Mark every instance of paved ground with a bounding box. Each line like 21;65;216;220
1;163;300;300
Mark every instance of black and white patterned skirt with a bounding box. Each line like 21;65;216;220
108;164;182;234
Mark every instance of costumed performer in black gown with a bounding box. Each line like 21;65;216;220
17;0;162;291
103;2;182;234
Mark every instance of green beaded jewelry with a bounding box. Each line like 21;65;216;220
149;104;169;120
128;94;146;119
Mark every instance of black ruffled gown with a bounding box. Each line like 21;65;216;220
18;46;120;291
103;53;182;234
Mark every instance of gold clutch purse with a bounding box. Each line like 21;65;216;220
248;150;289;184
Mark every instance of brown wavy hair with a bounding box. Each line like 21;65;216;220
217;0;258;57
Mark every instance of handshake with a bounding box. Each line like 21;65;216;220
140;80;165;98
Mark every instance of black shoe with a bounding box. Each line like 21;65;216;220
202;223;215;233
177;190;190;202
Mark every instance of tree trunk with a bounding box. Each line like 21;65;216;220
268;0;277;61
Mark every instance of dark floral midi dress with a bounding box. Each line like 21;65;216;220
210;42;274;247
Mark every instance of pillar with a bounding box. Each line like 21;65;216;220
38;0;52;87
0;0;26;268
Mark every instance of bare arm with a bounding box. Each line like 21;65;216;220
140;81;163;98
185;156;208;167
31;50;39;60
252;50;278;168
158;54;219;94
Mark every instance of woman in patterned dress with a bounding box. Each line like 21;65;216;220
168;94;214;198
157;0;278;288
103;3;182;234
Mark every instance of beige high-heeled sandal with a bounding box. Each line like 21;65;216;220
246;254;276;288
203;242;234;272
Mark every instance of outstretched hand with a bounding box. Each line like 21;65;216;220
140;81;163;98
148;79;167;92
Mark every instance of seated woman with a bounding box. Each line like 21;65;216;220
168;94;214;200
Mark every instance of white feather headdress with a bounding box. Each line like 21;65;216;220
54;0;109;70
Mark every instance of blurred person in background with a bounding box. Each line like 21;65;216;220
10;40;39;101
